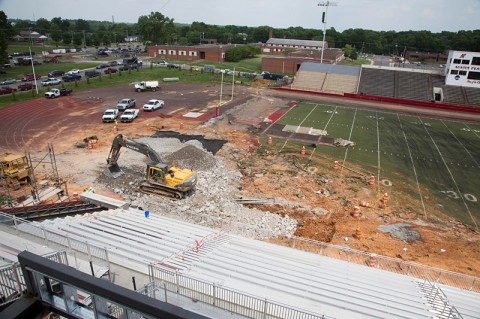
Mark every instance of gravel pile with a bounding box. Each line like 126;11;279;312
95;137;298;239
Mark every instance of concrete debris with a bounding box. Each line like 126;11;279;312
333;138;355;147
95;137;298;239
377;223;421;243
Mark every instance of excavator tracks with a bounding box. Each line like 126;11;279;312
139;183;183;200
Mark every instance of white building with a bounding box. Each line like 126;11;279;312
445;50;480;88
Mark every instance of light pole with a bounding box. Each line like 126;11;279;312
318;1;338;64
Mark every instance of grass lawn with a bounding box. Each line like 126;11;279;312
272;102;480;227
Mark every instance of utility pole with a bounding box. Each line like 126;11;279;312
318;1;338;64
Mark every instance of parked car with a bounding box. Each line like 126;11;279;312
0;86;17;95
62;74;82;82
143;99;164;111
152;60;169;67
47;70;65;77
0;69;7;74
67;69;80;75
104;68;118;74
0;78;16;85
21;73;41;81
41;78;62;86
18;83;36;91
116;98;136;110
107;61;118;67
85;70;100;78
96;63;108;69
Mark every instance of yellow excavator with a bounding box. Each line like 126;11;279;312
105;134;197;199
0;153;31;190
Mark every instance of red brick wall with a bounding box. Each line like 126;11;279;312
262;57;304;74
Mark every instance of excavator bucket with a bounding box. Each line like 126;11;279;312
104;164;124;178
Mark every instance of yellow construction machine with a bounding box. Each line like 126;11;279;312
105;134;197;199
0;153;31;190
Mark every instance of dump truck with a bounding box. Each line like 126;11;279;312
0;153;30;190
105;134;197;199
134;81;159;92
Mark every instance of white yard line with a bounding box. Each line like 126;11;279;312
441;121;480;168
296;104;319;132
341;108;358;176
321;106;338;131
376;112;381;194
419;118;478;228
463;123;480;139
397;114;427;218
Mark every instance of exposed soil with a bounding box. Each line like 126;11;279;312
0;83;479;277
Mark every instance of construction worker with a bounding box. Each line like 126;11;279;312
114;119;118;126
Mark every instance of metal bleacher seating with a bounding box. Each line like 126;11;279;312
358;67;396;97
396;70;430;101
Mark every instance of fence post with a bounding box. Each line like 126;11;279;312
263;298;268;319
41;227;48;246
164;282;168;303
213;283;216;306
175;271;180;293
86;241;92;261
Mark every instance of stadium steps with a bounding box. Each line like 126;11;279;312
440;284;480;319
291;70;327;91
358;68;395;97
416;281;461;319
464;87;480;106
322;73;359;94
396;71;430;101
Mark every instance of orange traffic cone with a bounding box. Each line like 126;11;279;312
87;140;93;150
383;192;391;206
354;227;363;240
353;206;360;218
268;136;272;146
359;201;372;208
113;126;118;134
368;175;375;186
203;126;207;136
233;130;238;139
366;254;378;267
333;161;339;170
301;146;306;157
180;122;184;131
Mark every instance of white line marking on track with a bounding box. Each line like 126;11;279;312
376;112;381;194
397;114;427;218
441;120;480;168
341;108;358;176
463;123;480;139
419;117;478;228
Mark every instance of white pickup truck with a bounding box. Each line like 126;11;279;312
116;98;136;110
44;88;72;98
120;109;139;122
102;109;119;123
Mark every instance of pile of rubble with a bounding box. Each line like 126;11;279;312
95;137;298;239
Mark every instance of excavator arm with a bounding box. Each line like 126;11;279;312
105;134;162;178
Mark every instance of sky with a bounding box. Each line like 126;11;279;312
1;0;479;33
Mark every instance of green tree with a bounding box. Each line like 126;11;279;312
62;32;72;45
0;11;10;65
50;24;62;46
137;12;174;44
35;18;51;35
73;32;83;46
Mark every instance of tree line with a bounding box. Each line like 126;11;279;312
1;10;479;65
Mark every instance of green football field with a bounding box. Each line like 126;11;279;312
271;102;480;228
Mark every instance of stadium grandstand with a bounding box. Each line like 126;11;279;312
291;54;480;109
0;208;479;319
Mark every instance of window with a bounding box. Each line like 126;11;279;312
467;71;480;80
159;49;166;54
471;57;480;65
453;59;461;64
459;71;467;76
168;50;176;55
179;50;186;56
461;59;470;65
450;70;458;75
189;51;197;56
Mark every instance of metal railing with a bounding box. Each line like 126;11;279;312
148;265;333;319
418;278;463;319
0;212;110;270
0;250;68;307
285;235;479;292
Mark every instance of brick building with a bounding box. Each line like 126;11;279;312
146;44;238;62
405;51;449;63
262;49;345;74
